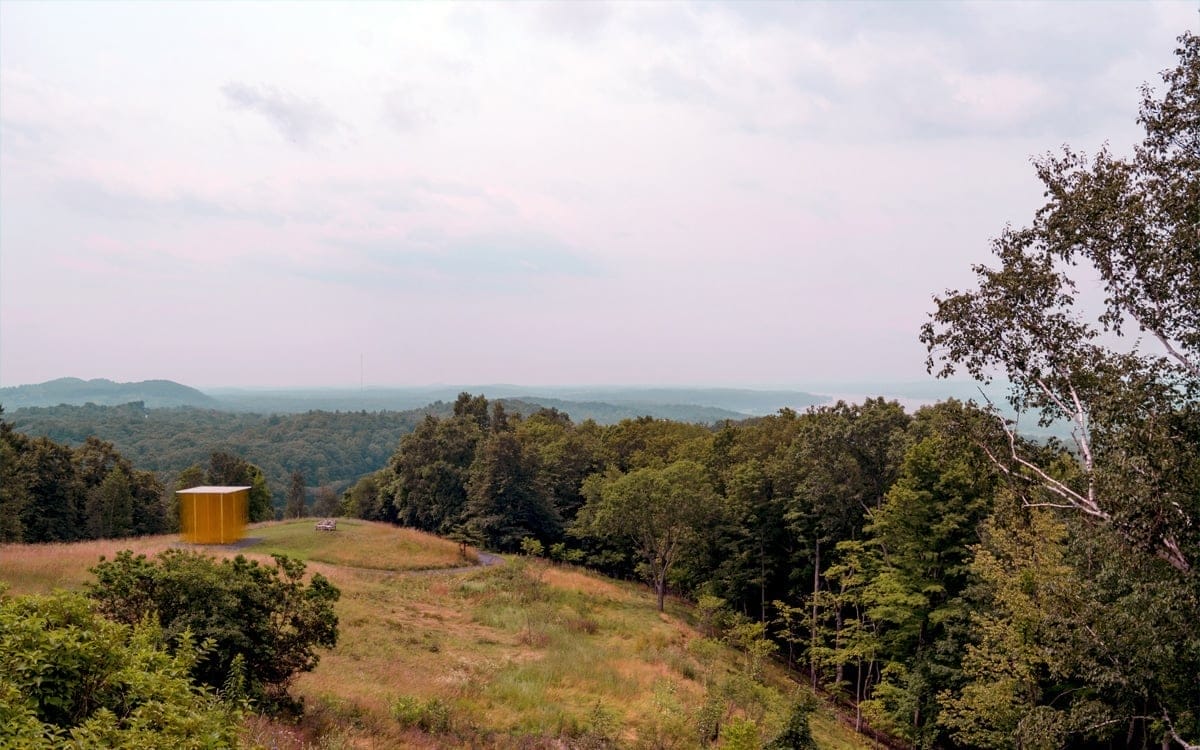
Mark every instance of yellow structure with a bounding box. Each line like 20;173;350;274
178;486;250;544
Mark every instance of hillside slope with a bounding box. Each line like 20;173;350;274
0;521;879;749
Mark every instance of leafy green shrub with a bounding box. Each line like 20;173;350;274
420;697;452;733
88;548;339;708
720;716;759;750
520;537;545;557
549;542;585;564
389;695;424;728
724;617;777;681
390;694;452;734
695;691;725;744
0;589;240;747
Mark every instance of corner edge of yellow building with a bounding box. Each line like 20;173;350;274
177;485;251;544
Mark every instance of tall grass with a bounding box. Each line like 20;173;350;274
0;535;176;595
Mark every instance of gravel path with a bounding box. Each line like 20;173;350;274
411;550;504;576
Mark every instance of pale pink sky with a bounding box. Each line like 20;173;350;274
1;2;1194;388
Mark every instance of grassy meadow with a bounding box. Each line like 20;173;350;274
1;520;877;749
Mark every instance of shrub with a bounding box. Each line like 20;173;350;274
720;717;759;750
389;694;423;727
520;537;545;557
764;699;817;750
0;589;240;747
88;549;340;708
390;694;452;734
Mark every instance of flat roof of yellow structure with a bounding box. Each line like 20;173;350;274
176;486;252;494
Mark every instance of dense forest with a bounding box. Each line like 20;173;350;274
0;408;294;540
0;410;173;541
7;402;433;499
6;397;756;503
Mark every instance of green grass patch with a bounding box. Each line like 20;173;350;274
251;519;468;571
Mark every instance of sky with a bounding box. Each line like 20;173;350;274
1;2;1195;389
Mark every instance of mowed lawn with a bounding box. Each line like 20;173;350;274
252;518;472;571
1;520;878;749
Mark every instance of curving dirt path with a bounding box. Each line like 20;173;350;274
410;550;504;575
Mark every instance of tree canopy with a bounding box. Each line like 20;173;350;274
921;31;1200;574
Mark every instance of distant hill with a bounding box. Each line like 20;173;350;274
524;386;828;416
3;379;822;426
0;378;218;409
492;397;747;425
208;385;828;422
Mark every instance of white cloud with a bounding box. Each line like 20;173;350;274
221;82;341;145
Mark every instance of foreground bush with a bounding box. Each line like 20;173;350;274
0;589;240;748
88;549;340;708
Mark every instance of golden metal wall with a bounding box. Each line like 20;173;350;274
179;489;248;544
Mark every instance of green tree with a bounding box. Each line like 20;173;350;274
286;470;307;518
574;459;716;611
88;549;340;707
18;437;84;543
855;402;998;748
599;416;713;472
0;412;31;542
765;698;818;750
466;428;561;551
175;464;205;490
312;485;339;517
84;466;134;539
390;413;483;533
517;408;602;525
342;469;390;521
128;468;168;536
937;496;1076;749
920;34;1200;747
206;451;273;522
921;31;1200;575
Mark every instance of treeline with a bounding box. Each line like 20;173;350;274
344;392;1200;748
0;409;172;542
7;401;432;503
0;409;283;541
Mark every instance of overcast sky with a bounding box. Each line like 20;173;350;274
1;2;1194;388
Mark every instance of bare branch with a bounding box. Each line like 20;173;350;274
1148;328;1200;379
1163;709;1200;750
988;413;1109;520
1160;535;1191;574
1061;379;1094;474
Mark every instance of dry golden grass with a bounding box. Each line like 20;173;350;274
538;564;634;602
0;535;177;595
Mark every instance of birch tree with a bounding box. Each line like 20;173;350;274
921;32;1200;575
